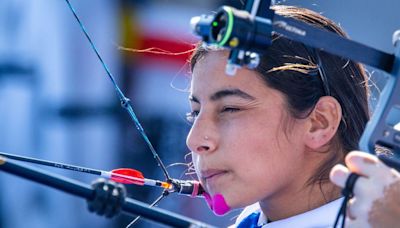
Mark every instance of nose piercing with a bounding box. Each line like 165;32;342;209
204;136;209;140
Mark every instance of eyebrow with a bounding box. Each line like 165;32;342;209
189;88;256;103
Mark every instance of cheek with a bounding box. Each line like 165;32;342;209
222;111;283;152
223;115;303;196
221;115;286;176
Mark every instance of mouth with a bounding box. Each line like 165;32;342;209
200;169;229;188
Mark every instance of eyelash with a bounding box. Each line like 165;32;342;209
186;110;199;123
185;107;241;123
222;107;240;113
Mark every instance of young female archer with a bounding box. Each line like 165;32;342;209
185;5;370;227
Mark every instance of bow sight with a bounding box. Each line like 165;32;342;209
191;1;274;75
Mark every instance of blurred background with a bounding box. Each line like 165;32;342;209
0;0;398;227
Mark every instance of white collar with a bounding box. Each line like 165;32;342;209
234;198;343;228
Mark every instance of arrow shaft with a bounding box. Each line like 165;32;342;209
0;152;170;189
0;152;102;175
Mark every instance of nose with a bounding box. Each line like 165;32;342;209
186;115;217;154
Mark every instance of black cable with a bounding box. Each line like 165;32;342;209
333;173;360;228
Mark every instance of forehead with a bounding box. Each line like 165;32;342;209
190;51;269;98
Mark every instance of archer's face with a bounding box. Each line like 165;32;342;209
186;51;309;209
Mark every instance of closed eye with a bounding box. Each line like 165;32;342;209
221;107;241;113
186;107;241;123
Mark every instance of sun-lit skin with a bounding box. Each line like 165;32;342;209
186;51;341;221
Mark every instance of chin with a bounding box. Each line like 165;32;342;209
222;192;254;209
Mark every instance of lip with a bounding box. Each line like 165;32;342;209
200;169;227;179
200;169;228;185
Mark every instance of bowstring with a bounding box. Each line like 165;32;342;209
125;190;170;228
64;0;171;181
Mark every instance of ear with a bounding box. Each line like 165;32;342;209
305;96;342;150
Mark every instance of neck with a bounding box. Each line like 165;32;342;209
259;180;341;221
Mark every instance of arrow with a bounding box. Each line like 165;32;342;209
0;152;172;190
0;155;214;227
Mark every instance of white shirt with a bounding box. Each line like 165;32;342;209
230;198;343;228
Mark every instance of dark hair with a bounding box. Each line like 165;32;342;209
189;5;370;187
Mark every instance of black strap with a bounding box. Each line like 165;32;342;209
333;173;360;228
